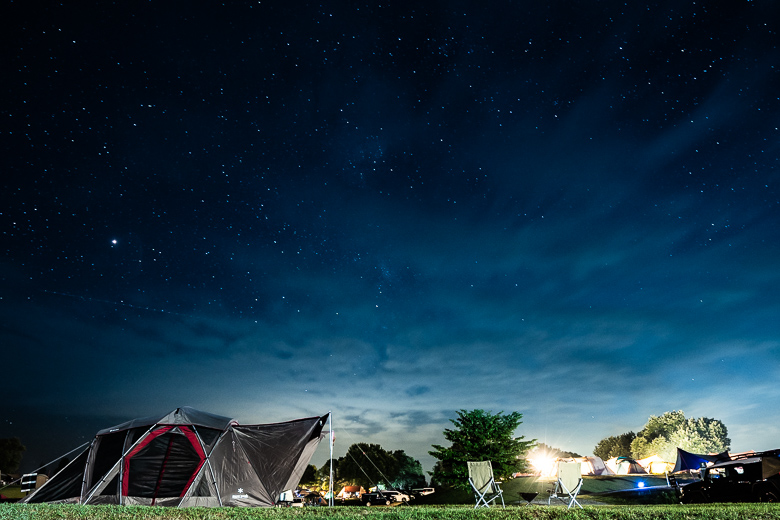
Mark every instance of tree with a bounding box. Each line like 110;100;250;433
390;450;426;488
429;409;535;489
531;442;581;459
337;443;399;489
593;432;635;460
300;464;318;488
317;459;339;492
631;411;686;459
0;437;26;474
667;417;730;460
630;411;730;461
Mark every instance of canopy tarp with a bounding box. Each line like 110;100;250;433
672;448;730;473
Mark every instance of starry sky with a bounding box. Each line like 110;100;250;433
2;1;779;475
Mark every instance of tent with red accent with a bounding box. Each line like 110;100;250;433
21;407;328;508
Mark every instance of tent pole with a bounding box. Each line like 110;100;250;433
202;428;229;507
329;411;333;507
119;430;130;506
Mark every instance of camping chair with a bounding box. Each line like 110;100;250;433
467;461;505;508
547;461;583;509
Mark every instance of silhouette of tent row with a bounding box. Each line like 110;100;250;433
22;407;328;507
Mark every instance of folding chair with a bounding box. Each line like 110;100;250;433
467;461;505;508
547;461;583;509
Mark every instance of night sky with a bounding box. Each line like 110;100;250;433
2;1;779;475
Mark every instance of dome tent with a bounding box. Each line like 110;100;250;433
22;407;328;507
605;456;647;475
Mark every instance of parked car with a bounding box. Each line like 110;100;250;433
678;453;780;503
361;489;411;506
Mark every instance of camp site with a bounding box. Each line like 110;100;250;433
3;408;780;519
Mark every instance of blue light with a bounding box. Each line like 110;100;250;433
637;481;645;488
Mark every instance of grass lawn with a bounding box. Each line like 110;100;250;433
3;503;780;520
416;475;686;506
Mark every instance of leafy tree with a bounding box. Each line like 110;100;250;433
666;417;730;460
318;458;338;482
593;432;635;460
531;442;581;459
429;409;535;489
390;450;426;488
429;460;447;488
0;437;26;474
630;411;730;461
316;459;339;492
337;443;399;489
631;411;686;459
300;464;318;487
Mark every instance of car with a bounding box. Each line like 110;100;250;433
678;452;780;503
361;489;411;506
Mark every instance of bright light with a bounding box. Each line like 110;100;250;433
637;481;645;488
528;455;556;476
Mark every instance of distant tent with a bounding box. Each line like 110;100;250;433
538;457;613;477
21;407;328;507
671;448;730;473
336;485;365;499
636;454;675;474
605;456;647;475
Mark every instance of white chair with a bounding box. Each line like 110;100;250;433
548;461;583;509
467;461;505;508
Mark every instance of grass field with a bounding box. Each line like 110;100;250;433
3;503;780;520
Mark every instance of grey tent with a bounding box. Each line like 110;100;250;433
21;407;328;507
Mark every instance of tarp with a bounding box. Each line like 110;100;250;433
672;448;731;473
21;407;328;508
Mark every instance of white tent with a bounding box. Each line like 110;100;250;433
336;486;365;500
538;457;613;477
636;455;674;474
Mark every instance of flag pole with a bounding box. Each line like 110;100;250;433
329;411;334;507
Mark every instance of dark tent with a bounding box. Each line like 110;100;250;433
672;448;731;473
22;407;328;507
